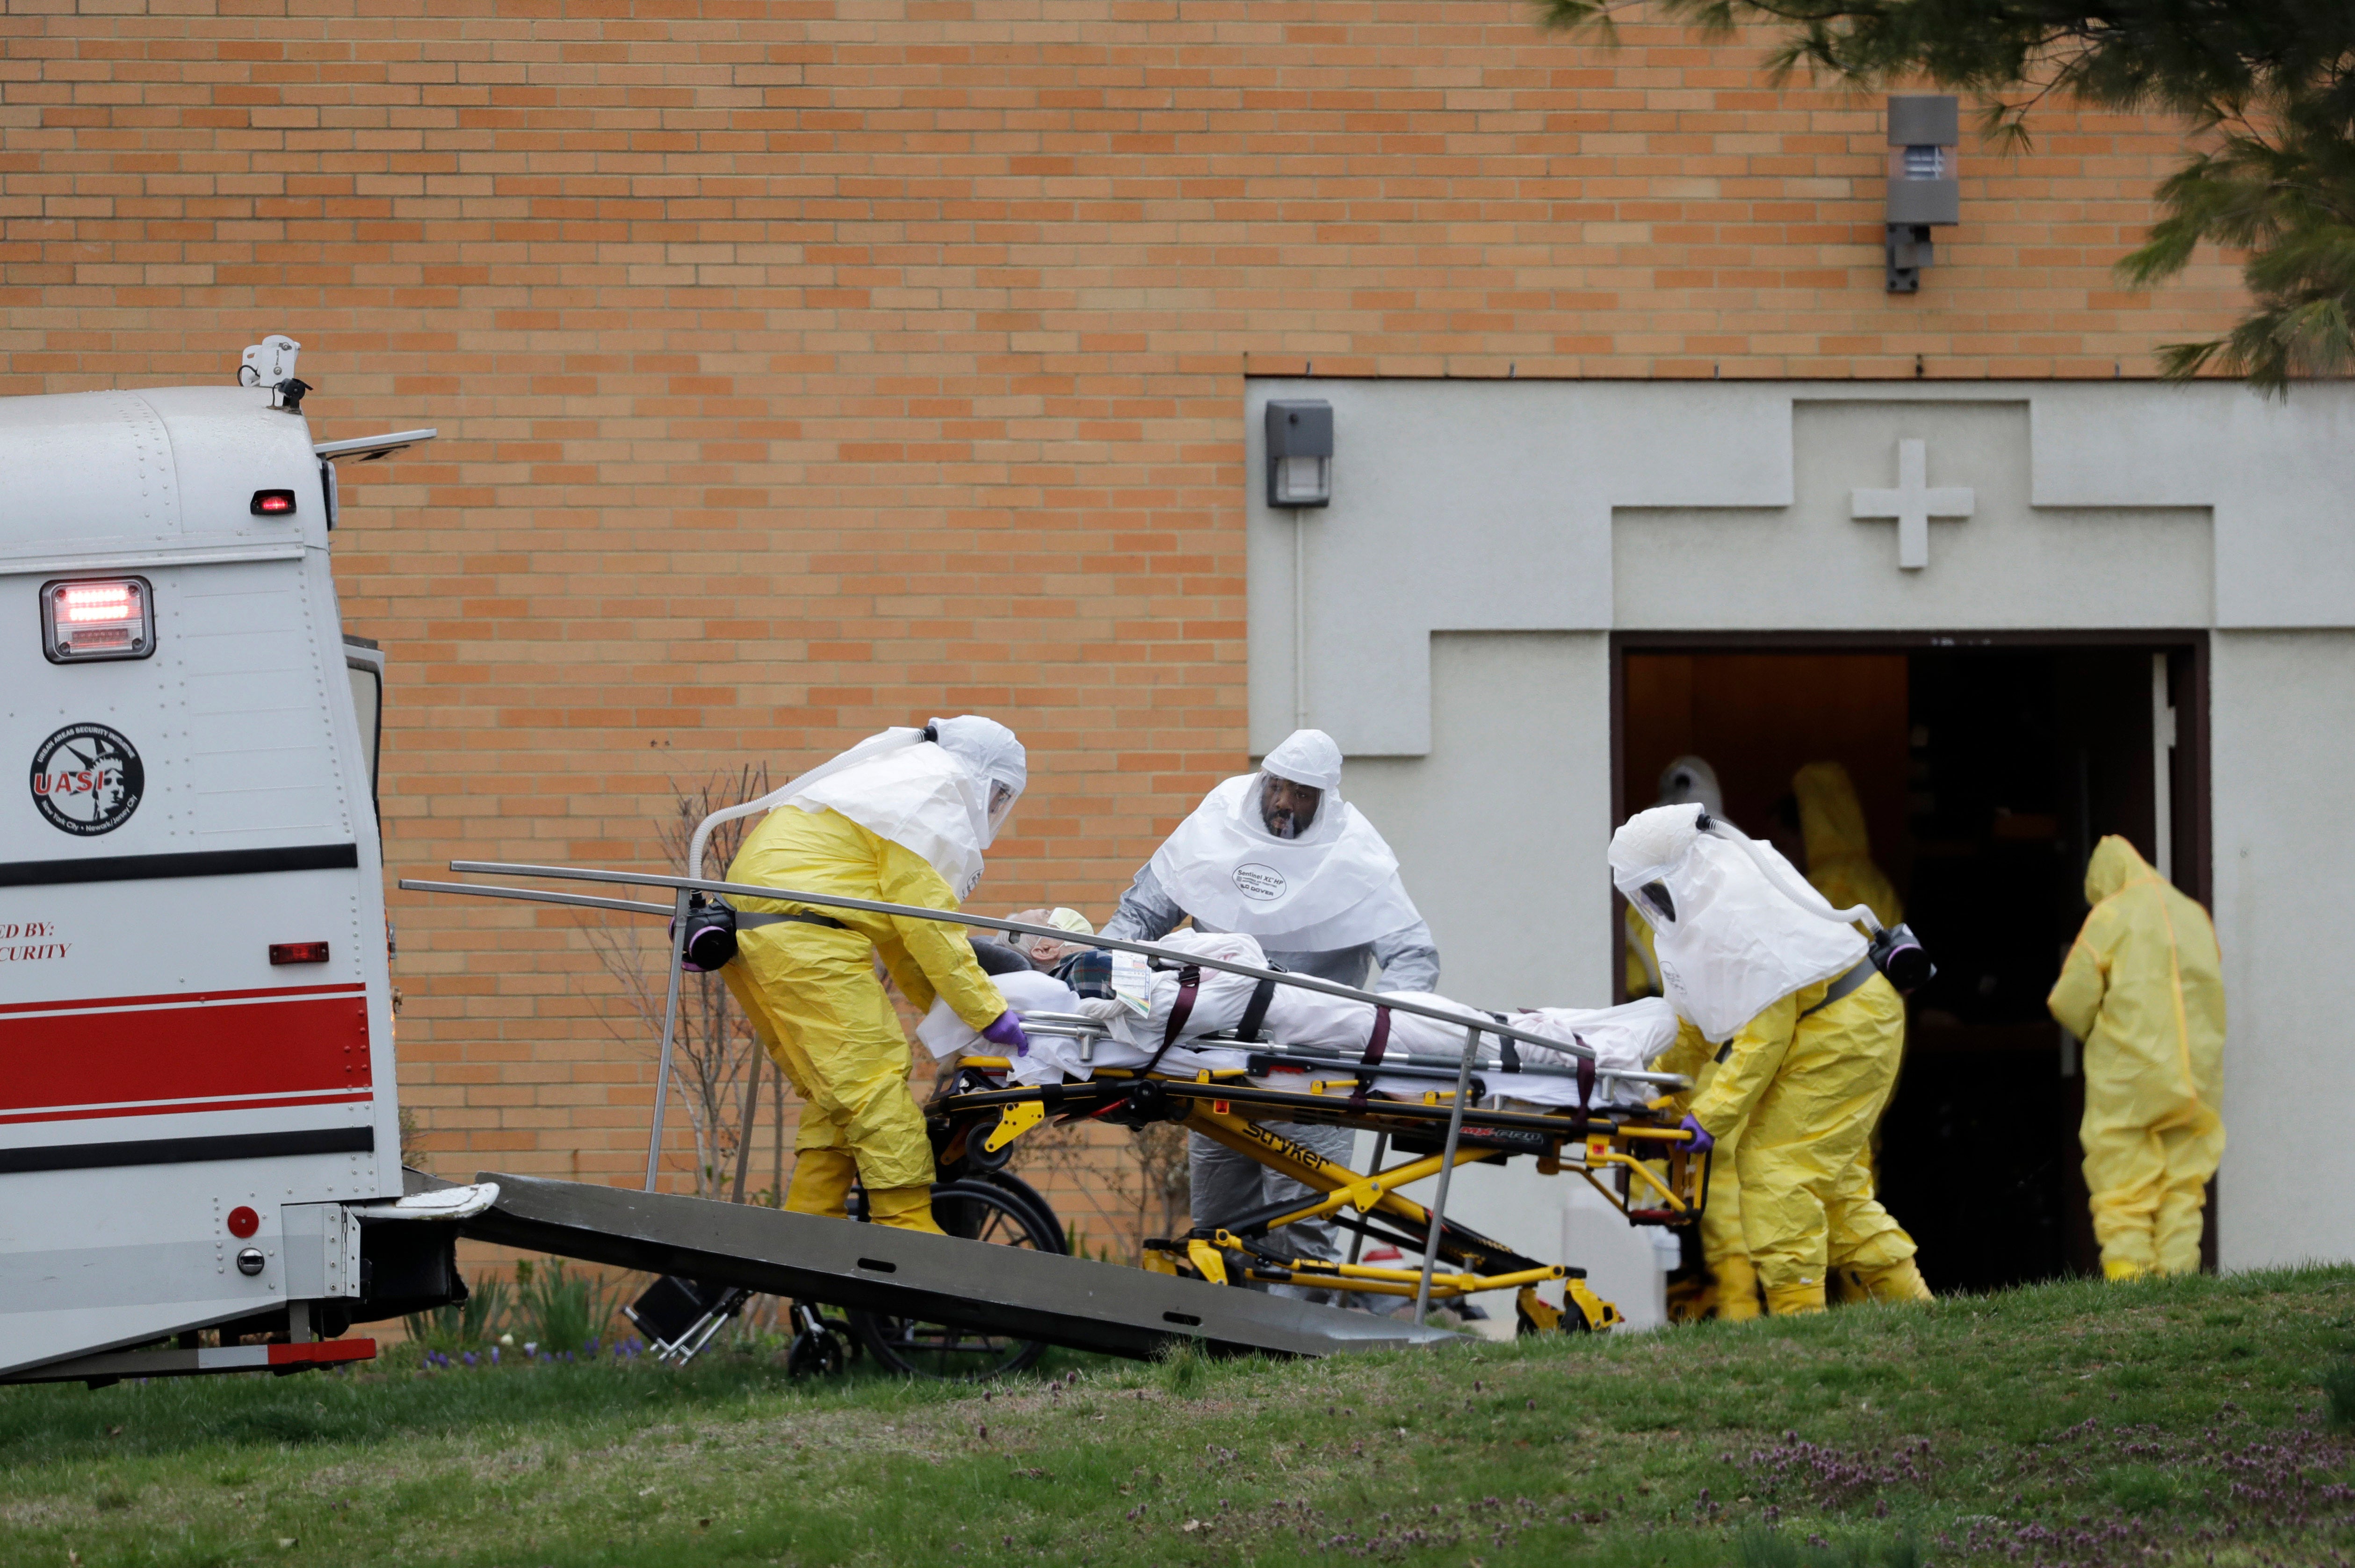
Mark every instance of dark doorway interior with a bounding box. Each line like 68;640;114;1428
1618;640;2203;1295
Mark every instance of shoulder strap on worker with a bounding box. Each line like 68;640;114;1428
735;909;849;932
1799;958;1876;1019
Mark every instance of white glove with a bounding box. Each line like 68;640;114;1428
1074;997;1129;1022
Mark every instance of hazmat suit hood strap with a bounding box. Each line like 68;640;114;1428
788;739;991;902
1147;773;1423;949
2085;834;2158;907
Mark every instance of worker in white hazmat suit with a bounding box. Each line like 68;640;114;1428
1612;803;1928;1315
1625;756;1724;1000
722;717;1032;1233
1100;730;1439;1300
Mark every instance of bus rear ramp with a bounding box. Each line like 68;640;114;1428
460;1172;1456;1362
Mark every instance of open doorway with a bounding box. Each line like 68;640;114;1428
1614;635;2208;1294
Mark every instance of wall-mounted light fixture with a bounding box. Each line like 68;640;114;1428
1885;95;1959;294
1265;399;1333;508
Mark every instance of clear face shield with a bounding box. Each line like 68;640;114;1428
985;777;1021;842
1257;772;1324;840
1621;873;1679;931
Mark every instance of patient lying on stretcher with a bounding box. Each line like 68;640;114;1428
916;929;1678;1111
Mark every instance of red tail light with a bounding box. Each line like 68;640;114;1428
269;942;331;965
41;577;153;662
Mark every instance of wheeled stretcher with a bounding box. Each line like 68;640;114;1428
928;999;1711;1336
405;860;1712;1367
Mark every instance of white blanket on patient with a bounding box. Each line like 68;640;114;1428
919;930;1676;1107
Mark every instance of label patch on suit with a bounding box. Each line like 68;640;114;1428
1231;863;1286;901
29;723;144;836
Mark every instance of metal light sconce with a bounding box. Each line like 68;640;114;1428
1265;399;1333;508
1885;95;1959;294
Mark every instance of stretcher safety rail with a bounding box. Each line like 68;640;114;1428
402;860;1693;1091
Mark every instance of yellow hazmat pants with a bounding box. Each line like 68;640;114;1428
2083;1115;2225;1279
723;927;942;1232
1704;974;1922;1313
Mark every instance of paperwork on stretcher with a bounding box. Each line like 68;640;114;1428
915;931;1678;1111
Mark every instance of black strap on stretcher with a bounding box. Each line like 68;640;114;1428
1230;968;1286;1044
1139;964;1202;1078
1488;1011;1520;1075
1347;1006;1394;1107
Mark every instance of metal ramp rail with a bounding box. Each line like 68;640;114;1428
458;1172;1455;1362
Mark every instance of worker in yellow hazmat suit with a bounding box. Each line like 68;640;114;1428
1788;761;1919;1303
721;717;1031;1234
1792;762;1902;930
1615;802;1930;1315
2047;835;2225;1280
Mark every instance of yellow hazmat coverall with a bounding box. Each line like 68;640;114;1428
1794;762;1903;929
1683;968;1929;1315
1659;764;1910;1319
721;805;1009;1233
2047;835;2226;1280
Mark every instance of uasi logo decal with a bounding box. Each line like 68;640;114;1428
29;722;144;836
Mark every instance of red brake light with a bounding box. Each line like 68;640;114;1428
269;942;332;965
251;489;297;515
42;577;153;662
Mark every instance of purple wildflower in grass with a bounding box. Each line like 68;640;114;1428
489;1346;499;1366
463;1352;477;1367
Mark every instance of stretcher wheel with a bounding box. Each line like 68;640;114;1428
786;1320;850;1378
846;1180;1055;1380
977;1171;1068;1255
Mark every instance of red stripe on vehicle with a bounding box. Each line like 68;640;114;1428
0;1091;375;1126
0;995;372;1114
0;982;366;1016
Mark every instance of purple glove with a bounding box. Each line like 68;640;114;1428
981;1010;1031;1057
1680;1114;1715;1154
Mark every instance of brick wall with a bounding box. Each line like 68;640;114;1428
0;0;2242;1212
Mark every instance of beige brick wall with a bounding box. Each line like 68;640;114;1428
1;0;2242;1211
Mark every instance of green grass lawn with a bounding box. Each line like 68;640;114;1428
5;1266;2353;1567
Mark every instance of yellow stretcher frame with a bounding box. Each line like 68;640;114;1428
935;1057;1710;1336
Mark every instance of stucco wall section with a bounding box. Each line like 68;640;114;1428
2209;631;2355;1270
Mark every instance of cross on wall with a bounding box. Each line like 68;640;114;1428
1851;438;1975;569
